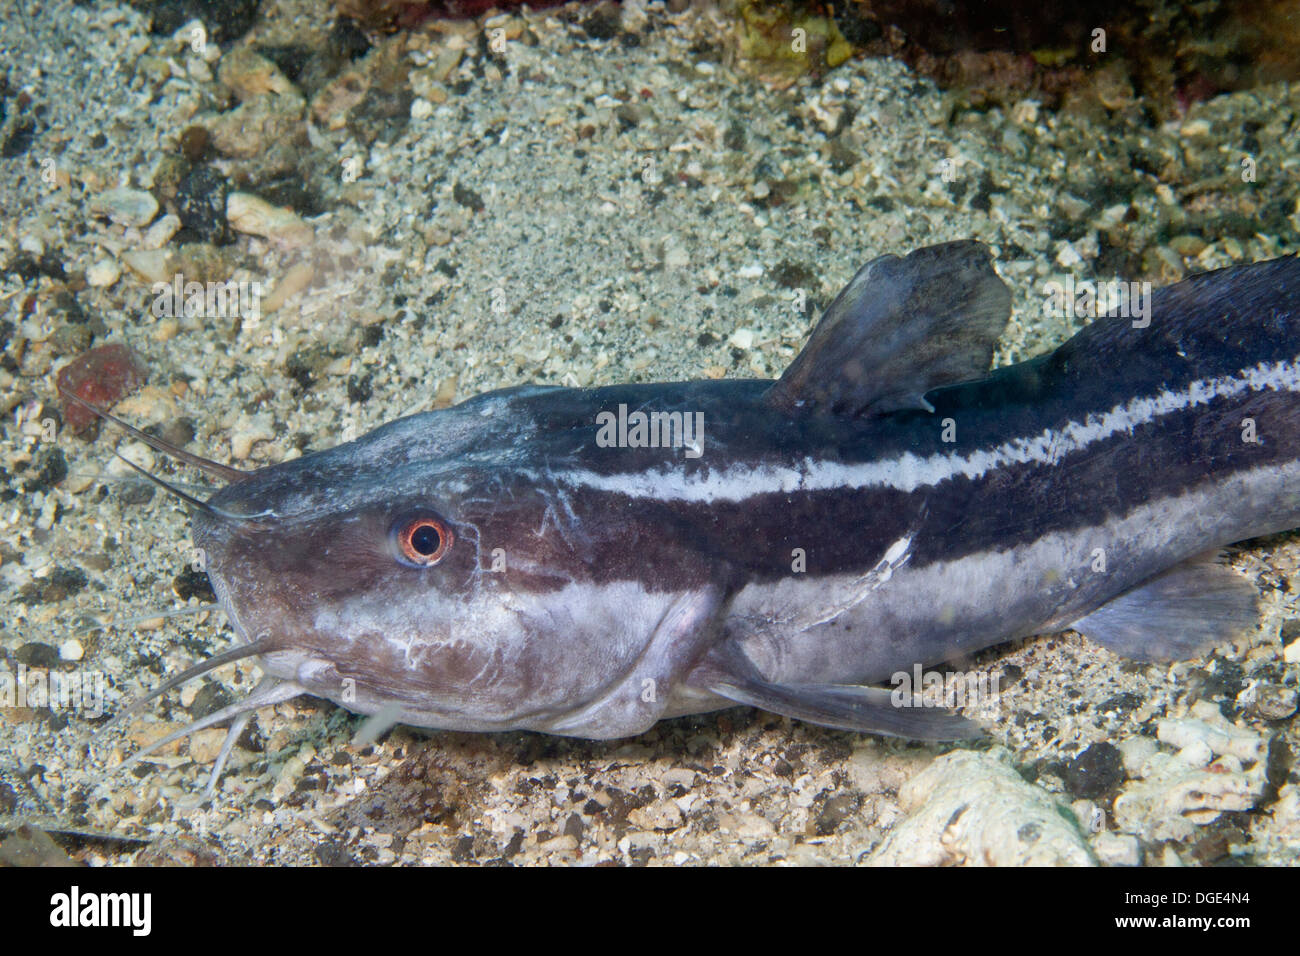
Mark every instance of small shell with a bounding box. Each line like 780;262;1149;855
91;187;159;228
226;192;312;249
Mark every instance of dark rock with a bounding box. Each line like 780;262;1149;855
284;346;333;394
1195;658;1245;699
17;567;88;605
152;417;195;450
252;44;312;83
347;373;373;404
175;165;230;245
314;839;357;866
583;4;621;41
771;260;817;290
172;566;216;603
131;0;261;45
501;829;524;858
814;791;862;835
24;448;67;494
451;835;475;862
178;125;210;162
835;3;883;46
252;174;328;217
189;681;234;719
4;251;65;282
614;104;640;131
1099;691;1144;714
453;181;485;212
1063;742;1125;799
51;288;89;325
115;482;154;506
349;85;413;146
1;117;36;159
329;17;372;63
723;121;746;150
563;813;584;841
15;642;61;668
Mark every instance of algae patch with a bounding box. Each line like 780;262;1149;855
734;0;852;85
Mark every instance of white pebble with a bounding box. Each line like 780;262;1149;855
1285;636;1300;664
664;245;690;269
1175;739;1214;769
728;328;755;350
1157;703;1265;764
121;249;170;284
1117;736;1159;777
186;56;213;83
91;187;159;228
227;192;312;249
59;639;84;663
85;259;121;287
229;414;275;460
143;213;181;249
1055;242;1083;268
1011;99;1040;125
1092;831;1141;866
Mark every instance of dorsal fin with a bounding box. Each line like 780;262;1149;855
765;240;1012;417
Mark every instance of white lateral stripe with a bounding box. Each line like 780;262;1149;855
558;358;1300;503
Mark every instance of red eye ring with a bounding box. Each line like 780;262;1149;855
394;515;453;567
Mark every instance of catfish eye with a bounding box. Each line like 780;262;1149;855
392;514;453;567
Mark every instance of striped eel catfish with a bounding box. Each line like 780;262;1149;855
83;240;1300;788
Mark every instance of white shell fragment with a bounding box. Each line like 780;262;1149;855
1156;701;1266;764
226;192;313;249
866;748;1096;866
85;259;121;287
1113;703;1268;842
90;187;159;228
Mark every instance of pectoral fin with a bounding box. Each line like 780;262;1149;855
1070;555;1260;662
692;647;983;741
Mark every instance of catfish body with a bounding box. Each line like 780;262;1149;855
187;243;1300;747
